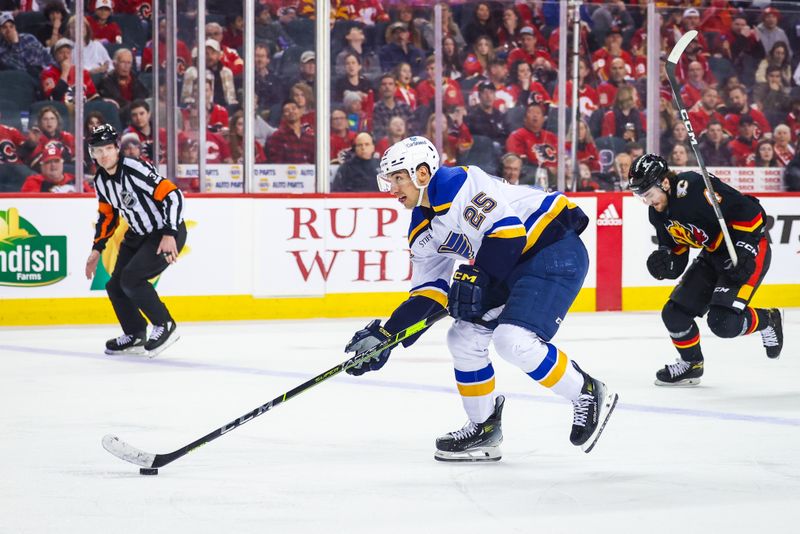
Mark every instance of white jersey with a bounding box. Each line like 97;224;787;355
407;165;588;306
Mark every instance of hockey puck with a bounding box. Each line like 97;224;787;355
139;468;158;475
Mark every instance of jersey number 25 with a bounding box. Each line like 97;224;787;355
463;192;497;229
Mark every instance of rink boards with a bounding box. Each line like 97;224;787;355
0;192;798;325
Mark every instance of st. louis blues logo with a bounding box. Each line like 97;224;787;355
666;220;709;248
438;232;474;259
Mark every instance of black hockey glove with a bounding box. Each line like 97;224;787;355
345;319;393;376
646;247;688;280
448;264;491;321
724;241;758;285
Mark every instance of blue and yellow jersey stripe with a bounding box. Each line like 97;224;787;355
428;166;468;216
455;364;496;397
527;344;569;388
407;207;432;247
520;193;588;258
410;279;449;308
484;216;526;239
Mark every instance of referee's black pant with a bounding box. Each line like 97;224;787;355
106;222;187;335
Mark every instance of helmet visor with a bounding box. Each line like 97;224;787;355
376;172;392;193
632;183;663;205
376;170;414;193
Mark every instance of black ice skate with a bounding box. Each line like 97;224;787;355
761;308;784;359
105;332;146;355
144;321;179;358
655;358;704;387
434;395;504;462
570;362;618;453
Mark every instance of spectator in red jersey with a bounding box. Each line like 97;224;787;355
20;142;90;193
689;87;725;137
496;6;523;56
753;66;791;119
0;119;25;165
40;38;98;103
597;57;635;110
462;35;494;79
506;102;558;169
552;56;599;120
506;26;553;71
393;61;418;111
591;26;633;82
698;120;732;167
680;61;708;109
375;115;407;158
467;58;515;111
416;56;464;109
722;15;764;71
181;39;237;107
566;119;601;173
339;0;389;26
330;108;356;163
602;85;646;142
507;60;550;109
228;111;267;164
678;8;708;50
267;100;316;164
21;106;74;169
772;124;794;166
87;0;122;45
728;114;758;166
756;42;792;86
114;0;151;19
785;98;800;141
205;22;243;77
142;17;192;76
751;139;781;167
724;86;771;140
97;47;149;113
548;9;591;58
466;81;507;146
123;100;167;163
222;14;244;51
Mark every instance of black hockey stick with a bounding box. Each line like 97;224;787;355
102;308;449;471
665;29;738;267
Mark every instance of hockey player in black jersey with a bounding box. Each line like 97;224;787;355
628;154;783;386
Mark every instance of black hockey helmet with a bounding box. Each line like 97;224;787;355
628;153;669;194
88;123;119;148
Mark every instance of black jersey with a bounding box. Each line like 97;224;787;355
648;171;766;262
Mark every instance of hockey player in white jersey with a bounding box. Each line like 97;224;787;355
343;136;618;461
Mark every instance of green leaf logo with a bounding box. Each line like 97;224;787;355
0;208;67;287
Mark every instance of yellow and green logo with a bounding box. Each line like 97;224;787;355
0;208;67;287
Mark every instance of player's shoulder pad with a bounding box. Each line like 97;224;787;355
408;206;433;247
428;166;468;216
672;170;704;196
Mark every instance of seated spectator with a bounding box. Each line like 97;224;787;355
416;56;464;109
35;0;68;49
668;143;697;168
461;2;497;49
673;39;716;87
756;7;791;61
333;52;372;103
254;41;284;109
20;142;90;192
601;85;646;142
772;124;794;166
228;111;267;164
334;25;380;81
290;82;316;129
290;51;316;92
783;151;800;191
66;15;112;74
723;14;764;73
608;152;633;190
331;132;380;192
500;152;524;185
751;139;781;167
180;127;232;164
0;12;52;73
496;6;523;56
753;66;791;119
552;56;600;120
417;2;465;52
467;58;515;111
372;73;412;140
425;108;472;167
724;86;771;140
566;119;601;172
142;17;192;76
680;61;708;109
698;120;732;167
625;141;645;162
375;115;407;158
0;113;26;165
266;100;315;164
465;81;507;145
786;98;800;141
182;39;237;107
82;111;104;174
507;60;549;109
597;57;637;109
205;22;243;76
379;21;425;77
87;0;122;45
178;137;199;165
41;38;98;103
688;87;725;136
662;120;691;160
330;108;356;163
728;114;758;166
756;41;792;86
123;100;167;163
97;47;150;112
505;102;557;170
506;26;553;71
254;4;293;53
393;61;418;110
342;90;370;133
222;14;244;51
591;26;632;82
462;35;494;79
441;35;464;80
338;0;389;26
677;8;708;50
118;132;142;159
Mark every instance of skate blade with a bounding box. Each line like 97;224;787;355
145;333;180;359
654;377;701;387
581;390;619;454
434;446;502;463
104;346;146;356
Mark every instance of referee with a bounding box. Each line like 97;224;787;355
84;124;187;357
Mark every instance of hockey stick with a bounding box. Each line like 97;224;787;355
665;30;738;267
102;308;450;471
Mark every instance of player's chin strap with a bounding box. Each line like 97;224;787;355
415;184;427;207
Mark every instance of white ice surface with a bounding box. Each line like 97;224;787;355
1;312;799;533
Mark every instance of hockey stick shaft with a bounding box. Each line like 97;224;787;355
665;30;738;266
102;307;450;469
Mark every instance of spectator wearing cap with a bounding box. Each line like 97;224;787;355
0;11;53;72
461;2;497;48
378;21;425;77
66;15;112;74
36;0;69;49
181;38;237;107
88;0;122;45
41;38;98;103
678;8;708;50
724;86;771;140
466;81;507;145
698;120;732;167
728;114;758;166
689;87;726;137
772;124;793;166
591;26;633;82
254;41;285;109
331;132;381;192
506;26;554;72
205;22;243;77
290;50;316;92
416;56;464;109
266;100;315;164
506;102;558;169
334;25;380;82
330;107;356;163
21;142;90;193
118;132;142;159
753;65;791;119
757;7;792;61
123;100;167;163
97;47;150;111
142;17;192;75
374;115;407;159
371;73;413;141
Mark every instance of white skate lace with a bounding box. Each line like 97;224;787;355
149;325;166;342
115;334;134;345
450;421;480;441
666;358;691;378
572;394;594;427
761;326;778;347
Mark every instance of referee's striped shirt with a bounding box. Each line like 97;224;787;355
92;156;185;251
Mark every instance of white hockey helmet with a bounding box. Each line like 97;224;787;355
377;136;440;196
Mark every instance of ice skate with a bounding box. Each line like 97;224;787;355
434;395;504;462
655;358;703;387
144;321;179;358
570;363;618;453
761;308;784;359
105;332;146;355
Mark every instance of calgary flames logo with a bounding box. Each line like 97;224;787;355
666;220;709;248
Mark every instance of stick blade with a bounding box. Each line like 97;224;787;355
668;30;697;64
102;434;157;468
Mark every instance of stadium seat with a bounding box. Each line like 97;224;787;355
14;11;45;34
284;18;315;49
0;164;35;192
595;135;627;157
115;14;147;49
29;100;71;132
0;98;21;129
545;107;571;133
459;135;500;175
85;99;123;132
588;108;607;140
503;105;525;132
0;71;39;111
708;56;734;86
